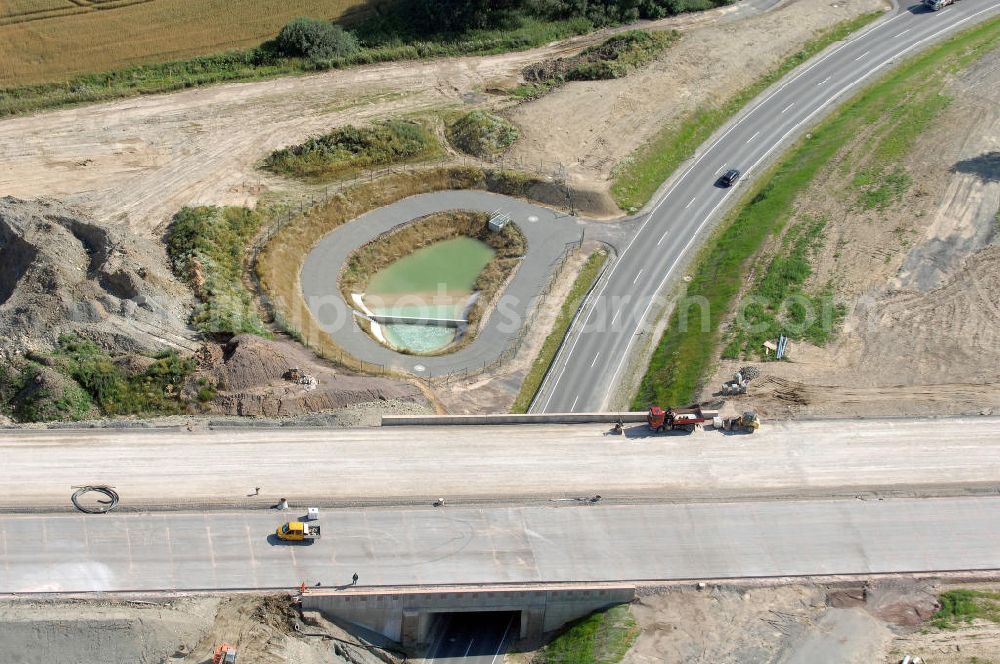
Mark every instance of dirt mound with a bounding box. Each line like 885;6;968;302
0;196;194;359
204;334;424;417
827;581;940;627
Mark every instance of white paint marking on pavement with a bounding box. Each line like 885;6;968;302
781;103;795;114
854;50;870;61
491;615;515;664
463;639;474;658
571;395;580;411
611;307;621;326
536;7;964;412
532;10;914;411
657;232;667;246
602;5;1000;406
591;352;601;368
893;29;911;38
716;163;728;175
685;197;697;209
817;76;831;86
633;269;644;285
746;131;760;143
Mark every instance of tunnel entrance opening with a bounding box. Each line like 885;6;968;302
426;610;520;661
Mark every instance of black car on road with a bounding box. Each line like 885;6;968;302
718;168;741;187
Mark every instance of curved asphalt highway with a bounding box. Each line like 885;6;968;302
534;0;1000;412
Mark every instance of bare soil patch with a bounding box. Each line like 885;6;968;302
0;594;394;664
615;579;987;664
196;334;425;417
703;42;1000;420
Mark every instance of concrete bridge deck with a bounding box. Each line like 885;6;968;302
4;497;1000;595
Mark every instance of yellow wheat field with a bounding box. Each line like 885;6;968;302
0;0;370;86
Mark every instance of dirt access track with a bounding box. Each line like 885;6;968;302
0;0;882;235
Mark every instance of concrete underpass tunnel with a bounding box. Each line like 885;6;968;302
425;611;520;661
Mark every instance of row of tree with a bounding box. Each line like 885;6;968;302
274;0;737;60
405;0;736;33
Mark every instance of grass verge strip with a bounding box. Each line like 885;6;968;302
610;11;884;211
631;16;1000;409
536;604;638;664
511;249;608;413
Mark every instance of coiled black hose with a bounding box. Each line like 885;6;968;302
71;485;119;514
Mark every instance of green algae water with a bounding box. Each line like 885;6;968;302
366;237;494;353
368;237;494;297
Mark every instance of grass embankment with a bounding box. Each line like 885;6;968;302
511;249;608;413
537;605;638;664
263;120;441;181
631;16;1000;409
0;335;197;423
932;590;1000;629
611;11;884;211
256;165;558;369
446;110;520;159
340;210;526;334
514;29;677;99
167;206;269;336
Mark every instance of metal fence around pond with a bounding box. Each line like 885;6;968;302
245;158;585;382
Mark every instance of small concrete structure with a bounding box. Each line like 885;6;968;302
488;209;511;232
368;314;467;328
301;584;635;647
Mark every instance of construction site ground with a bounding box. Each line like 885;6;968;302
5;581;999;663
704;38;1000;420
0;594;393;664
623;580;1000;664
0;0;882;235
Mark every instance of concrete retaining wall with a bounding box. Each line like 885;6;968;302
302;585;635;646
381;412;649;426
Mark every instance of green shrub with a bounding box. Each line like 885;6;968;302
446;110;519;158
264;120;440;180
197;384;218;402
522;29;677;90
167;206;269;336
11;364;95;423
53;335;196;416
276;17;360;61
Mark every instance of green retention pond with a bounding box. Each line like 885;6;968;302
365;236;495;353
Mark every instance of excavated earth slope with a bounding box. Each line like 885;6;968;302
0;196;195;359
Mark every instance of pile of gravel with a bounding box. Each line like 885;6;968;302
0;196;195;359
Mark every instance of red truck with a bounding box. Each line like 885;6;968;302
647;405;718;433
